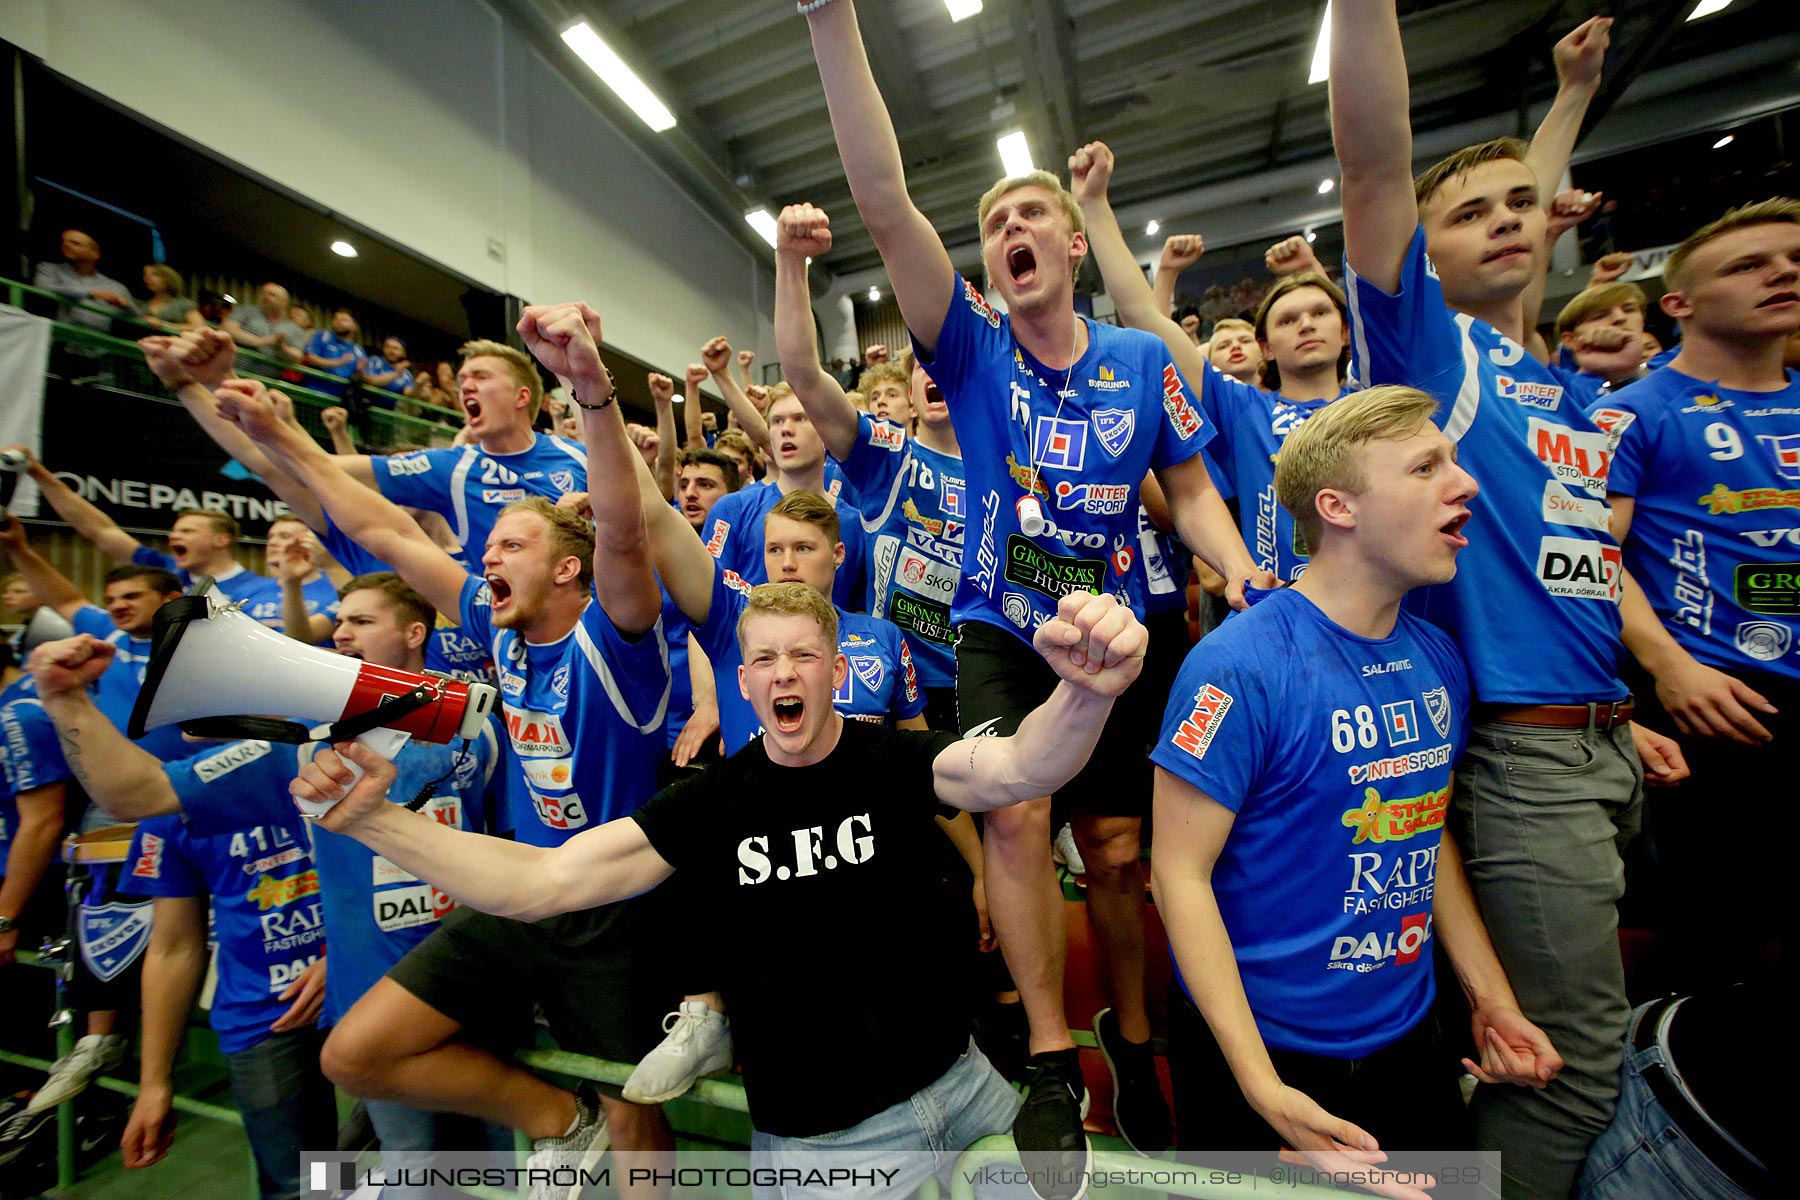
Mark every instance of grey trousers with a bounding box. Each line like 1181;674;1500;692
1449;717;1643;1200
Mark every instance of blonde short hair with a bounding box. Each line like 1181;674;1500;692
857;362;910;395
976;171;1086;238
768;490;840;544
736;581;837;656
499;496;594;590
1664;197;1800;291
1555;282;1648;341
1413;137;1531;210
1275;386;1440;554
459;339;545;420
1211;317;1254;340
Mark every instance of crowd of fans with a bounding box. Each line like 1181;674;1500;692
1;4;1791;1200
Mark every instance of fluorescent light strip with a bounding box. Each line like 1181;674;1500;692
745;209;779;247
561;21;676;133
997;130;1034;178
945;0;984;22
1308;1;1332;85
1688;0;1733;20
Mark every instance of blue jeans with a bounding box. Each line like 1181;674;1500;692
366;1099;513;1200
1450;718;1642;1200
1575;1016;1756;1200
224;1027;337;1200
751;1040;1023;1200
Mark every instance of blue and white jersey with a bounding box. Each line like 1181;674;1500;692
120;813;324;1053
700;482;869;614
1346;228;1626;704
67;605;192;762
243;573;341;645
1200;363;1349;582
1546;363;1610;414
1151;587;1470;1058
362;354;414;396
840;415;964;689
0;675;37;866
693;568;925;753
316;517;491;683
375;435;588;571
131;548;280;616
303;330;362;394
1607;366;1800;680
914;274;1210;642
169;731;501;1024
462;575;667;845
0;679;71;799
660;587;695;751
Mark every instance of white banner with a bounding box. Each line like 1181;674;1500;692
0;304;52;517
1619;243;1679;283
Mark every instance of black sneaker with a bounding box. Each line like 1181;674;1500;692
1093;1008;1171;1154
1013;1049;1091;1200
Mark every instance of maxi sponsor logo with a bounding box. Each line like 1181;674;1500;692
1346;745;1453;785
1170;684;1234;761
1002;535;1105;600
1340;783;1450;843
1161;364;1202;439
504;707;569;757
1529;417;1613;495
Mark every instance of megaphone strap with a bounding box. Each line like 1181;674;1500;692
179;716;314;743
318;683;439;743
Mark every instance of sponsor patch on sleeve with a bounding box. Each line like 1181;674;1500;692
1169;684;1233;760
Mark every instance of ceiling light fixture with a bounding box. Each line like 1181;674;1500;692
561;20;677;132
745;209;779;247
868;286;883;302
1308;2;1332;85
945;0;984;21
1318;178;1335;194
1712;133;1735;149
997;130;1034;178
1687;0;1734;21
1304;228;1318;243
1145;220;1161;236
330;240;358;258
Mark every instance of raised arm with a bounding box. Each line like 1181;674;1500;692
649;373;680;502
294;741;674;922
1153;235;1205;320
516;303;660;636
11;446;144;563
804;0;955;354
0;514;89;619
701;338;770;452
1523;19;1611;201
934;593;1145;810
277;540;335;645
775;205;860;461
1330;0;1421;292
681;366;708;451
214;379;469;619
27;636;184;821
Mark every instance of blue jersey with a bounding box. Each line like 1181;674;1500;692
915;274;1210;642
168;731;502;1024
120;813;324;1053
132;548;280;615
700;481;869;613
1345;228;1626;703
1200;363;1349;581
303;330;362;395
375;435;588;571
1151;588;1470;1057
69;606;191;762
242;573;341;645
0;676;38;868
661;588;695;751
463;576;667;845
1607;366;1800;680
0;681;72;799
362;354;414;396
693;568;925;753
316;517;492;683
840;415;964;689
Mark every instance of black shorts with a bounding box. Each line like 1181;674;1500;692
386;897;676;1066
922;686;959;733
954;619;1161;818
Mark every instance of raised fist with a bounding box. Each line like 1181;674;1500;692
170;328;238;390
685;363;710;388
701;336;733;376
1547;189;1603;241
29;634;117;699
320;407;349;433
214;378;287;444
777;204;833;258
746;385;771;413
737;349;756;370
517;302;606;387
862;344;889;367
1067;141;1115;207
1265;235;1323;278
647;373;676;406
138;336;194;388
1578;324;1635;354
1159;235;1205;275
1553;16;1611;92
1591;252;1632;285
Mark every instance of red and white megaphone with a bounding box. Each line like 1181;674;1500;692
129;582;497;817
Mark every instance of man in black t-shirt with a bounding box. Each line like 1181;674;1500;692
293;583;1145;1198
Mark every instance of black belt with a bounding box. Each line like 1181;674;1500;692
1630;996;1767;1196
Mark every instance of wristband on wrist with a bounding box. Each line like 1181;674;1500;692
571;385;615;412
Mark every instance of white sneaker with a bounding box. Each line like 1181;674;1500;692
526;1087;609;1200
26;1034;127;1112
1052;824;1086;876
622;1002;732;1104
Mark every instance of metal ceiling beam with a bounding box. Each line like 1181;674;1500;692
1578;0;1698;139
854;0;943;148
1019;0;1084;157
